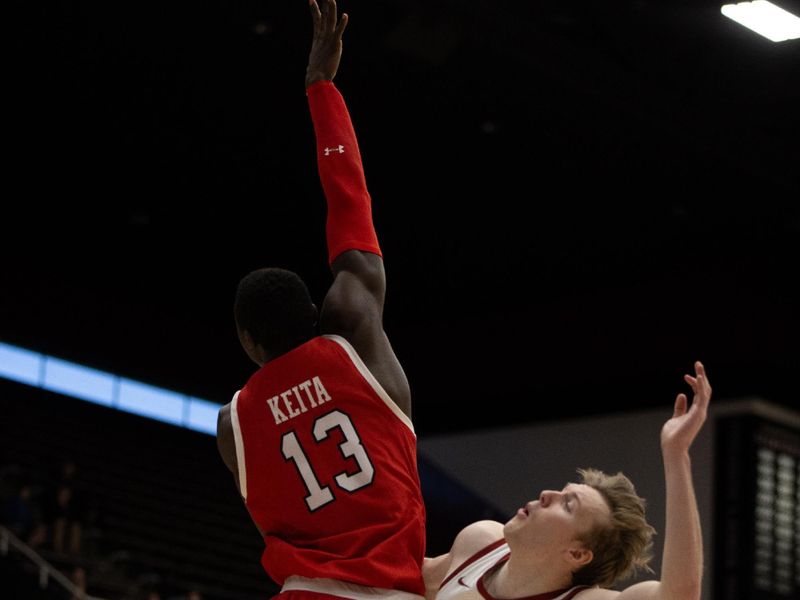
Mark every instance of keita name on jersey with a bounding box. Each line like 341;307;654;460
266;376;333;425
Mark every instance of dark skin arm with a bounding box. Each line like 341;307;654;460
216;0;410;507
305;0;348;88
309;0;411;418
216;404;265;537
321;252;411;418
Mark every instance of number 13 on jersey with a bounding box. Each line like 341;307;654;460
281;409;375;511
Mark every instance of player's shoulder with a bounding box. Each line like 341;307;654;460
451;520;505;558
573;580;658;599
217;400;233;424
216;394;239;439
458;520;505;540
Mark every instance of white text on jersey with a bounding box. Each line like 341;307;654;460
267;376;332;425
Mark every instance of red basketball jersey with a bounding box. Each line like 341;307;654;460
230;335;426;595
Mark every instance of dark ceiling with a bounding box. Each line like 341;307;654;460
4;1;799;436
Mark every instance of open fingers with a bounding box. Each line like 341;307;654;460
695;360;705;377
324;0;338;32
673;393;688;418
310;0;322;29
684;361;711;413
336;12;349;39
697;362;712;396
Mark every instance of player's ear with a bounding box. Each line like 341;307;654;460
237;327;254;351
565;544;593;570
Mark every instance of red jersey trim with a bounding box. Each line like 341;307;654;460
559;587;592;600
323;335;415;435
440;539;507;589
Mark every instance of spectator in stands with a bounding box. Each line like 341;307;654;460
57;459;88;517
2;479;47;549
50;483;83;555
3;480;35;537
69;566;87;600
39;458;86;556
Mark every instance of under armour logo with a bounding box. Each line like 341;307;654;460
324;145;345;156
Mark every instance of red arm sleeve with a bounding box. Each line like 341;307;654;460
306;80;382;265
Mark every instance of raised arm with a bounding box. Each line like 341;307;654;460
305;0;411;416
653;361;709;600
612;361;710;600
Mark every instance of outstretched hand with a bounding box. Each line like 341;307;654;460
660;361;711;455
306;0;348;88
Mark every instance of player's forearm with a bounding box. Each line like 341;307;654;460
657;450;702;600
306;80;381;265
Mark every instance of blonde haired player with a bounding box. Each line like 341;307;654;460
424;362;710;600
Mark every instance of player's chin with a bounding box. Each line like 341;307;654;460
503;514;521;529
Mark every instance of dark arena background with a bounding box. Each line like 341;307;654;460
3;1;799;599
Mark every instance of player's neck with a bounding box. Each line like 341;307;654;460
261;334;315;365
487;555;570;598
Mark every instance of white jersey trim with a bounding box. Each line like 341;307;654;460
230;390;248;500
323;334;415;436
281;576;425;600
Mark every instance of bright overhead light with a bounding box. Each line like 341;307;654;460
721;1;800;42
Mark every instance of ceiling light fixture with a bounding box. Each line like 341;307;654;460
721;1;800;41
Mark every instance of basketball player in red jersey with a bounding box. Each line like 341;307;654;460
423;362;710;600
216;2;425;599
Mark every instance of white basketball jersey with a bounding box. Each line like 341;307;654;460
437;540;589;600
